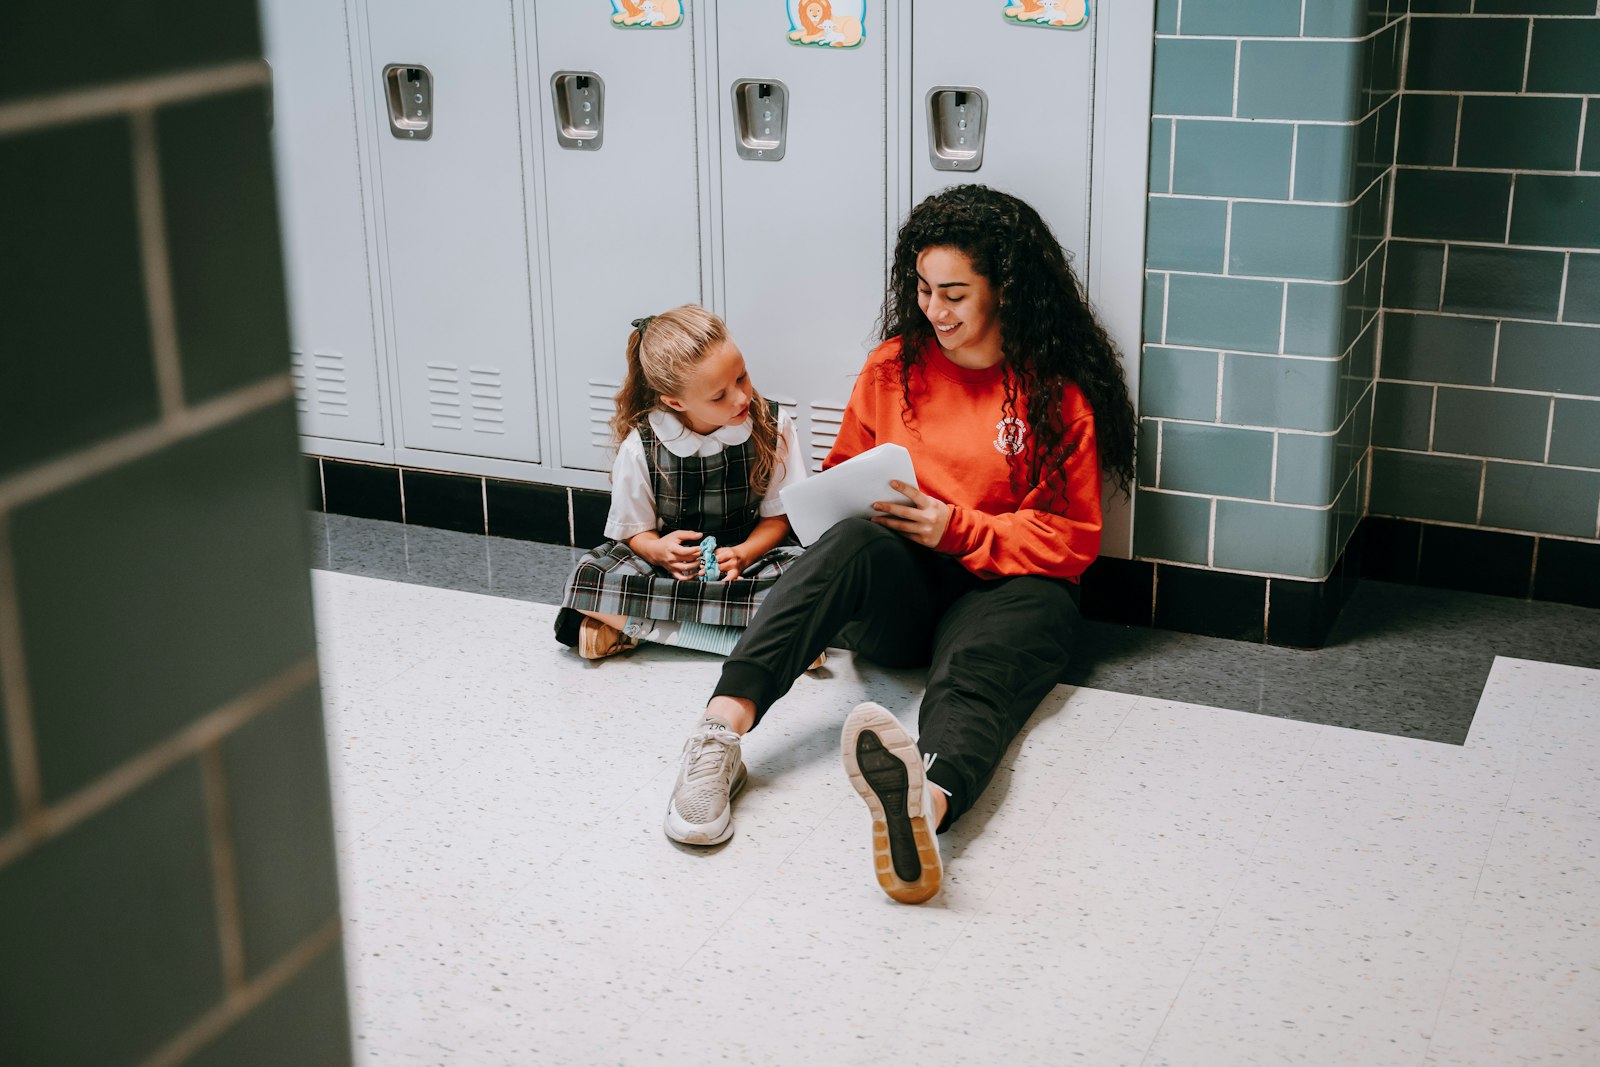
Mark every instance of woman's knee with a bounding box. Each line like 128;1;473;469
812;516;899;554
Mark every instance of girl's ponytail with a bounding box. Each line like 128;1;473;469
610;320;659;446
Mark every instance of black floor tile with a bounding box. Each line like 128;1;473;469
1359;516;1422;583
304;457;323;512
322;460;402;523
1417;524;1534;598
571;489;611;548
1154;565;1267;643
1534;537;1600;609
402;470;485;535
1079;556;1154;627
487;479;569;544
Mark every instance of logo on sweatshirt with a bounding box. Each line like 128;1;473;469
994;416;1027;455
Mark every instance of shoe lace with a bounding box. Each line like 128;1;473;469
685;730;733;785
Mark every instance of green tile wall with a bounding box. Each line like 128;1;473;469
1372;6;1600;547
1564;255;1600;325
1549;398;1600;469
14;403;318;802
159;89;293;404
1275;431;1338;506
1213;500;1331;577
1159;423;1275;499
0;762;224;1065
0;119;160;479
0;5;351;1064
1141;0;1404;579
1480;463;1600;538
223;685;341;977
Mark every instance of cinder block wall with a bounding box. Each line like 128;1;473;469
1137;0;1403;581
0;3;351;1064
1373;1;1600;544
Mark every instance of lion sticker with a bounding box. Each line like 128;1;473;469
611;0;682;29
1002;0;1090;29
786;0;866;48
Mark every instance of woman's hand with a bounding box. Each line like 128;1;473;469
871;481;951;549
647;529;705;581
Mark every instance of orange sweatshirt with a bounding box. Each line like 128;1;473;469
824;338;1102;581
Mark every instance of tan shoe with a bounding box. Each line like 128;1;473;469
807;651;828;671
578;617;638;660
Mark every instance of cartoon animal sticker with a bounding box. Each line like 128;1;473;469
787;0;866;48
1002;0;1090;30
611;0;682;28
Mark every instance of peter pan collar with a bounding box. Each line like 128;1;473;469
648;409;753;457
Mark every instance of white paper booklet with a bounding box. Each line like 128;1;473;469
779;442;919;546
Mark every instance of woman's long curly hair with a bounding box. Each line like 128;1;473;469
612;304;782;495
878;184;1136;499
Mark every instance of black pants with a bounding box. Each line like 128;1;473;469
713;518;1081;829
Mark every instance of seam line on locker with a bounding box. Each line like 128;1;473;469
344;0;389;445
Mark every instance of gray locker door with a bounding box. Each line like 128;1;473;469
911;3;1096;269
714;5;887;474
527;3;701;473
367;0;542;463
262;0;386;444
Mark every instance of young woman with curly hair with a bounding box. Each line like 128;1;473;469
661;185;1137;905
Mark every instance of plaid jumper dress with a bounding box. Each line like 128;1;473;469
555;408;805;637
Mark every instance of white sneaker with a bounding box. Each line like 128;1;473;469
664;720;748;845
841;702;942;904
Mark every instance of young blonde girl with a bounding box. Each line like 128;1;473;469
553;304;810;660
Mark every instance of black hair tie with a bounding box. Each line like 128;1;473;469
631;316;654;335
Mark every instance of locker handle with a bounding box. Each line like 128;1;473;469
552;71;605;150
383;64;434;140
926;86;987;172
731;78;788;161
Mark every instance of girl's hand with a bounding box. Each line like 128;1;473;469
871;481;951;549
652;529;705;581
714;545;748;583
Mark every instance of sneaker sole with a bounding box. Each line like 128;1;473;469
841;702;941;904
663;761;748;846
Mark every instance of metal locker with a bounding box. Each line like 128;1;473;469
911;1;1097;273
365;0;543;464
523;2;702;474
262;0;387;445
711;2;888;475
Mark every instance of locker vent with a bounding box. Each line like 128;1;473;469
424;362;506;435
589;379;621;446
425;361;464;430
467;365;506;435
809;402;846;474
290;349;351;418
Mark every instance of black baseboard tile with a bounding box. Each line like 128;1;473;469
1079;556;1155;627
1154;564;1267;643
1533;537;1600;609
571;489;611;547
487;479;570;544
1417;524;1534;599
1359;516;1423;584
322;459;402;523
1268;578;1337;648
402;469;486;535
304;456;324;512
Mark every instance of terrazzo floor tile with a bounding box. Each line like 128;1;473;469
310;573;1600;1065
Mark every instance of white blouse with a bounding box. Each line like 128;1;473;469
604;409;808;541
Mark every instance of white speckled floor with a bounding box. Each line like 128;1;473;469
312;570;1600;1066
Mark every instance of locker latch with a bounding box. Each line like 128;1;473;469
383;64;434;140
926;86;987;171
552;71;605;150
731;79;789;161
